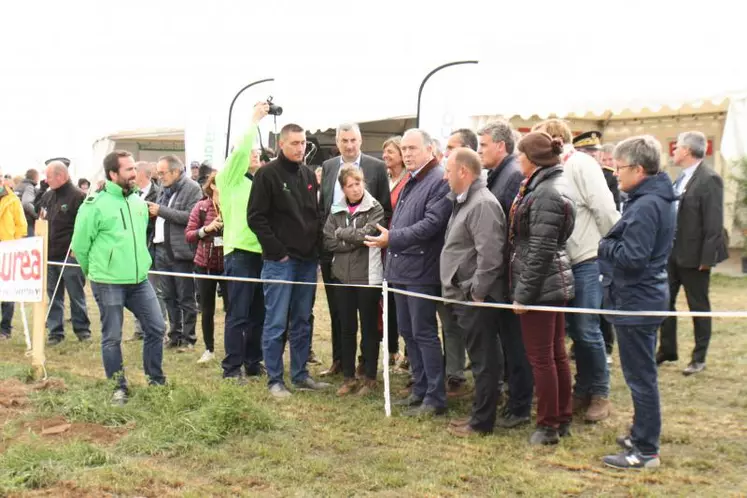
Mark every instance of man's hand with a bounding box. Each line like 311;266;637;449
364;224;389;248
512;301;528;315
252;101;270;124
698;265;711;271
147;202;159;217
279;256;290;263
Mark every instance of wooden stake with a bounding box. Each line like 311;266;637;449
31;219;49;379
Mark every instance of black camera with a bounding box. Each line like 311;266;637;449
266;96;283;116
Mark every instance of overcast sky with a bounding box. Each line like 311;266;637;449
1;0;745;178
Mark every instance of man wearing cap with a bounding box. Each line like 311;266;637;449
533;120;619;423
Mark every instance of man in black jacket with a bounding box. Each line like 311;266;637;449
248;123;330;398
477;120;534;429
318;123;392;376
658;131;728;375
41;161;91;345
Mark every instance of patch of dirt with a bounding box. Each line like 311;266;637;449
7;480;115;497
19;415;127;445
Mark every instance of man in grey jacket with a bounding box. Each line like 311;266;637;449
147;155;202;349
441;148;506;436
16;169;39;236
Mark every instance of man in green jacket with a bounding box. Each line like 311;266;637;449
72;150;166;405
216;101;268;381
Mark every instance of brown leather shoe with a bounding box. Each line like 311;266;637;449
356;379;377;396
320;360;341;377
449;416;472;428
336;378;358;396
585;395;611;422
448;423;485;438
572;395;591;414
446;379;472;399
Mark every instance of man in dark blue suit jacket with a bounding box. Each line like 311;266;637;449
365;128;452;417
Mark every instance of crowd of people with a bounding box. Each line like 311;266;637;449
0;101;730;471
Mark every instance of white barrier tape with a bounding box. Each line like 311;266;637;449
47;261;747;319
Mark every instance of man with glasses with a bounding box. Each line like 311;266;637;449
147;156;202;350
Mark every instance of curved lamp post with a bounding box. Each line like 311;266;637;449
415;61;478;128
224;78;274;159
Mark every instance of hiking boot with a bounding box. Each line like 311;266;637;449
603;449;661;470
446;378;471;399
393;394;423;407
585;396;611;422
111;389;128;407
572;395;591;414
293;377;331;391
336;378;359;396
449;416;472;428
356;379;377;396
319;360;341;377
269;383;292;399
529;426;559;445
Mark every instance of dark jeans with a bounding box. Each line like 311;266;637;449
91;280;166;391
134;272;168;338
338;287;381;380
321;260;343;363
617;324;661;455
222;250;264;377
1;302;14;335
261;258;317;387
601;317;615;355
155;246;197;346
565;260;610;398
47;256;91;340
194;266;227;353
660;262;712;363
386;291;400;354
519;306;572;429
451;303;502;433
498;309;534;417
393;285;446;409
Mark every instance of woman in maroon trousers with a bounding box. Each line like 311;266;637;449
508;131;576;445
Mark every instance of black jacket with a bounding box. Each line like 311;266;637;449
42;181;86;262
671;163;729;268
509;165;576;305
247;152;321;261
140;180;161;247
486;154;524;218
603;167;621;210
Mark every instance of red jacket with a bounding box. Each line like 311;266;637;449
185;199;224;272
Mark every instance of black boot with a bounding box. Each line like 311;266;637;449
529;426;560;445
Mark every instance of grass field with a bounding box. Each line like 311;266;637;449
1;274;746;497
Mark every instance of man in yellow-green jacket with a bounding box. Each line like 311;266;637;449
216;101;268;381
72;150;166;406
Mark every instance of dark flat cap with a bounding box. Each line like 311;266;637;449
45;157;71;167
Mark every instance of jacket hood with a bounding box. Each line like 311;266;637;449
627;172;676;203
331;189;375;214
526;165;563;191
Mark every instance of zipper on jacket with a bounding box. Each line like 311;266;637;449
120;209;127;230
125;198;139;280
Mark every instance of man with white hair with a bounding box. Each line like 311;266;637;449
658;131;728;375
41;160;91;345
319;123;391;376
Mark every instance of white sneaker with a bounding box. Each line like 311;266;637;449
606;354;613;365
197;350;215;364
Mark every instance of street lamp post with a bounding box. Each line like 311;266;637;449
415;61;478;128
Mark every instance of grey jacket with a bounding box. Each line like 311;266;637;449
16;178;38;226
440;179;507;302
323;191;385;285
155;173;203;262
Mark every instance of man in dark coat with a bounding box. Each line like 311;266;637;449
598;135;675;470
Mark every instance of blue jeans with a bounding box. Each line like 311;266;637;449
91;280;166;391
393;285;446;409
47;257;91;340
222;250;265;378
616;324;661;455
261;258;317;387
566;260;610;398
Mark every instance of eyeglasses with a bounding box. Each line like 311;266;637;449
615;164;638;173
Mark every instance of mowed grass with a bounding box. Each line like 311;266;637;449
0;275;746;497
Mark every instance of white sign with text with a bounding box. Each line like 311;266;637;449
0;237;44;303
